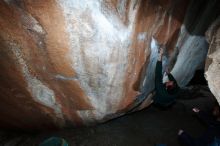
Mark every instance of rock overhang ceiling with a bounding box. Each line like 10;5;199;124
0;0;219;130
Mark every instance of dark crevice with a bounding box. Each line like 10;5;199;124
187;69;207;86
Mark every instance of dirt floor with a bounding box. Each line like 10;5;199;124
0;86;217;146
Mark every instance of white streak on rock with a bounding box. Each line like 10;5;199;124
117;0;127;18
57;0;139;124
20;12;46;35
137;32;147;41
150;37;159;50
171;25;209;87
55;74;77;81
206;62;220;103
166;14;172;39
32;24;44;34
10;42;63;120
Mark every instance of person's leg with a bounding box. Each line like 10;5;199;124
178;130;195;146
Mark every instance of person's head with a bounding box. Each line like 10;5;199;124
165;80;175;90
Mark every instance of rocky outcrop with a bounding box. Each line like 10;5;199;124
0;0;219;130
205;16;220;105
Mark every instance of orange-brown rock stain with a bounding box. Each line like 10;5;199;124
0;0;93;129
0;0;196;129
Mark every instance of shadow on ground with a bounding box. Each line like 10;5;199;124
0;85;216;146
32;86;215;146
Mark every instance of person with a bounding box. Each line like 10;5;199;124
153;45;180;107
178;102;220;146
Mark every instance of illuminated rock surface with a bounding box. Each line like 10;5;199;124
0;0;219;129
205;16;220;105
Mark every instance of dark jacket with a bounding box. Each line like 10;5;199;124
153;61;180;107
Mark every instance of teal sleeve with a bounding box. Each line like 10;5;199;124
168;73;176;83
168;73;180;89
155;61;163;89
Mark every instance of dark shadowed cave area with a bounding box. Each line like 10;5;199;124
0;86;216;146
0;0;220;146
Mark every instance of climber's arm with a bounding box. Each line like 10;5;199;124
155;47;164;89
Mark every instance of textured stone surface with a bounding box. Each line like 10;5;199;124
205;16;220;105
0;0;219;129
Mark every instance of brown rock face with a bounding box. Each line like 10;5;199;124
0;0;219;130
205;16;220;105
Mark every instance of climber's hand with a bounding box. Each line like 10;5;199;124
158;45;164;61
159;45;164;55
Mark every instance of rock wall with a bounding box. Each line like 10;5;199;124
0;0;219;130
205;16;220;105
